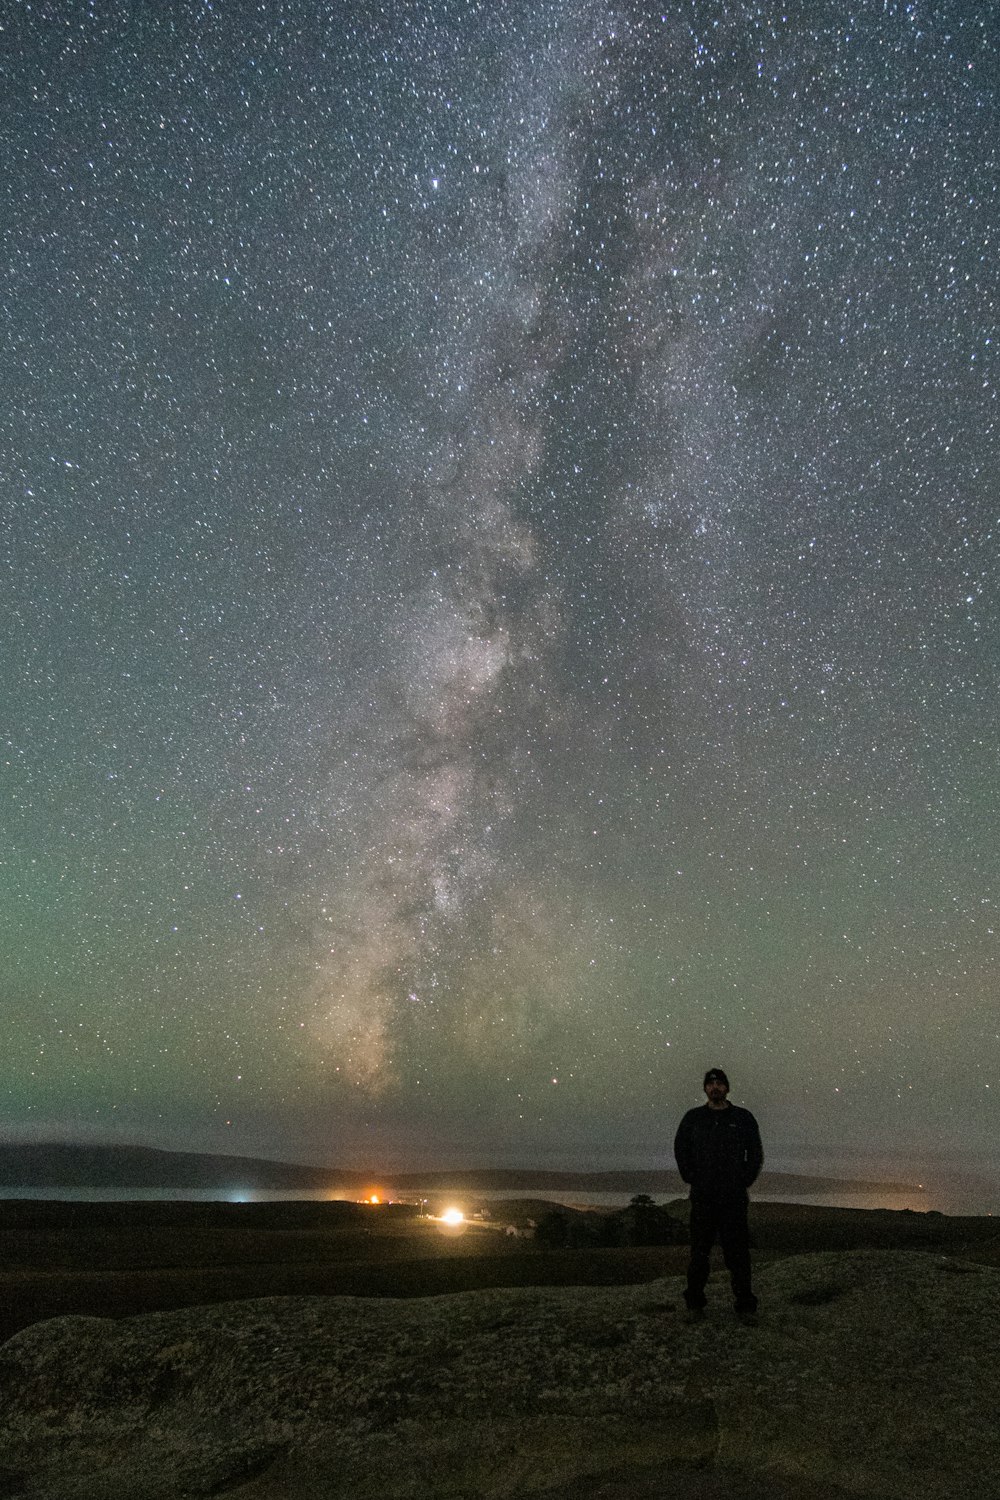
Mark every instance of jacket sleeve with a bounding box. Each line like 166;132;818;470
673;1113;694;1184
743;1113;764;1187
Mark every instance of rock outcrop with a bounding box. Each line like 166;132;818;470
1;1250;997;1498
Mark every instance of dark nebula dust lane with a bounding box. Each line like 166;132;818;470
1;1;996;1174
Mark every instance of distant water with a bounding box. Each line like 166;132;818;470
0;1183;995;1215
753;1188;996;1217
0;1186;358;1205
474;1187;998;1217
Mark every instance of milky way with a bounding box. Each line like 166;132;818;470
2;1;996;1174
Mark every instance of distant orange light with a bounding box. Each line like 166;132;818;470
441;1207;464;1226
369;1195;380;1205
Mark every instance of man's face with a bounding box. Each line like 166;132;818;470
704;1077;729;1107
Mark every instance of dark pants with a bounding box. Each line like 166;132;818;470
685;1193;757;1312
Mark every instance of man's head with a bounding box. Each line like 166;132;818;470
703;1068;730;1107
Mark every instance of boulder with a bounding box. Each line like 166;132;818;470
0;1250;996;1498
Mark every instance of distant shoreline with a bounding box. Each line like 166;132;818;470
0;1141;922;1198
0;1184;995;1215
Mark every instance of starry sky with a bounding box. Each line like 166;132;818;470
2;0;997;1177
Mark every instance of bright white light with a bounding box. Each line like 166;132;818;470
440;1206;464;1226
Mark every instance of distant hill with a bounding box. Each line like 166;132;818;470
0;1142;917;1197
0;1144;368;1191
390;1166;920;1196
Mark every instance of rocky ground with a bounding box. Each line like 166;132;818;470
1;1248;997;1499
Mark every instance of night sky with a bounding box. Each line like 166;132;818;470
2;1;997;1178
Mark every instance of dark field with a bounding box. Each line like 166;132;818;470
2;1196;997;1345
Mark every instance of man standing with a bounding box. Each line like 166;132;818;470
673;1068;763;1322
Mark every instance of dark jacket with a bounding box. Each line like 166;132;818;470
673;1103;763;1200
